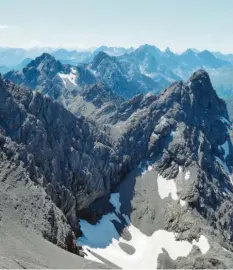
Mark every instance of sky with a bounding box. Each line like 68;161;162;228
0;0;233;53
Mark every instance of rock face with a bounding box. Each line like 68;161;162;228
77;70;233;268
1;69;233;267
4;54;127;118
4;53;97;100
0;76;129;234
87;51;162;99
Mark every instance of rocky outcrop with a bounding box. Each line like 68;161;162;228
87;51;161;99
0;76;126;234
4;53;96;100
114;70;233;246
2;69;233;267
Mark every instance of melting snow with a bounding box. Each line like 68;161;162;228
179;166;183;173
157;174;178;200
185;171;191;180
180;199;186;206
71;67;77;74
109;193;121;214
148;165;153;171
138;161;153;175
58;70;77;87
78;192;210;269
82;246;104;264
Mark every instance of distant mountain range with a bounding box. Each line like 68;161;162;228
2;45;233;100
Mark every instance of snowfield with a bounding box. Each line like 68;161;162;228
185;170;191;180
58;69;77;87
157;174;178;200
78;191;209;268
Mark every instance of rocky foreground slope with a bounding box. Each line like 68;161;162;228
1;70;233;268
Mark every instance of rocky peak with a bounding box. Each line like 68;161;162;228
24;53;64;77
164;47;174;56
183;48;196;56
91;51;114;69
185;70;228;120
138;44;162;54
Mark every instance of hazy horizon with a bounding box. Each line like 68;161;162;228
1;0;233;53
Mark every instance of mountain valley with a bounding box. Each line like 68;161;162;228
1;64;233;267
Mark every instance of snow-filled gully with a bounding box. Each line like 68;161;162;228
78;166;210;269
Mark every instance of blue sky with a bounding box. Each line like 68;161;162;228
0;0;233;53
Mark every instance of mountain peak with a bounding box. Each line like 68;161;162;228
24;53;64;75
36;52;56;62
91;51;113;69
189;69;210;82
165;47;172;53
183;48;196;55
138;44;162;54
187;69;215;95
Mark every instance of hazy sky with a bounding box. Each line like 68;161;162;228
0;0;233;53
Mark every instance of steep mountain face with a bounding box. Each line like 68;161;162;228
4;46;233;101
119;45;231;82
0;77;128;232
66;82;124;119
87;51;162;99
77;70;233;268
119;45;181;84
118;45;233;101
4;54;125;119
4;53;97;100
2;69;233;268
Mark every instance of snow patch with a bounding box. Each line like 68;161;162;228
185;171;190;180
138;161;153;175
79;214;210;269
82;246;104;264
157;174;178;200
79;212;120;248
180;199;186;206
109;193;121;214
58;71;77;87
148;165;153;171
192;235;210;254
179;166;183;173
71;67;77;74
